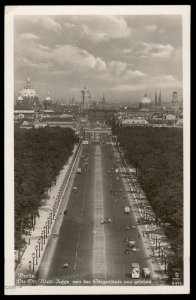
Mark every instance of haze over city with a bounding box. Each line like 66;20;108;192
14;15;182;103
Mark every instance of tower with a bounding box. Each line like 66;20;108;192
155;90;157;107
172;91;179;109
102;93;106;107
81;86;91;109
158;89;162;105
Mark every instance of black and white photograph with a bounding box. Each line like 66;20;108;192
5;5;190;295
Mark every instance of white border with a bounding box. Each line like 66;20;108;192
5;5;190;295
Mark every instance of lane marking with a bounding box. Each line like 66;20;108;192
92;146;106;280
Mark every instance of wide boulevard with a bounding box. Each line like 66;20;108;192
38;144;150;285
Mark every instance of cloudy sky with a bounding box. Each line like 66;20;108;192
14;15;182;103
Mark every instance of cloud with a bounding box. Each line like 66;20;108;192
108;73;181;92
20;33;40;40
64;22;76;28
144;25;157;32
28;16;62;32
120;48;132;56
52;45;106;72
81;16;131;42
137;42;174;58
15;36;107;75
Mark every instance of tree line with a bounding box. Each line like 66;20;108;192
14;126;77;250
116;126;183;269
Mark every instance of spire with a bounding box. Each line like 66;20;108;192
158;89;161;104
102;93;106;103
155;90;157;105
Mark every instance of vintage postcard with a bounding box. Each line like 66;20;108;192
5;5;190;295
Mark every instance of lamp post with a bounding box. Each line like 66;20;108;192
164;254;167;274
35;245;38;265
53;206;55;219
47;217;50;232
41;232;43;250
29;261;32;272
161;246;164;264
45;222;48;238
32;253;35;272
155;234;158;250
50;210;53;224
38;239;41;258
43;226;46;244
158;240;161;257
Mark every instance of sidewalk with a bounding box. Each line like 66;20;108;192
15;143;82;279
113;146;175;284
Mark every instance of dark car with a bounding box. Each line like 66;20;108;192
124;248;130;254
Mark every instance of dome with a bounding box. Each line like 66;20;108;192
45;96;52;101
141;94;151;104
45;92;52;101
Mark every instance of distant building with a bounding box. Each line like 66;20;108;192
139;94;152;110
154;89;163;110
81;86;92;109
121;118;149;126
172;91;179;110
42;92;53;110
15;77;40;110
165;114;176;121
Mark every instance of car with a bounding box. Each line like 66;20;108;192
132;247;137;252
101;218;113;224
131;225;136;229
125;226;130;230
107;218;113;223
124;237;129;242
124;248;130;254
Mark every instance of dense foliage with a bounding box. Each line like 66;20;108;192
14;126;77;249
117;126;183;268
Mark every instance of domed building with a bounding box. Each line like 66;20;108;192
139;94;152;110
15;77;40;110
42;92;53;110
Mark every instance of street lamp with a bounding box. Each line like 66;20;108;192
161;246;164;264
158;240;161;257
32;253;35;272
43;226;46;244
45;222;48;238
38;239;41;258
164;254;167;274
50;210;53;224
41;232;43;250
35;245;38;265
29;261;32;272
47;217;50;231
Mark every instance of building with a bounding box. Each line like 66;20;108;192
15;77;40;110
81;86;92;109
165;114;176;121
172;91;179;110
83;125;112;143
139;94;152;110
42;92;53;110
154;89;163;110
121;118;149;126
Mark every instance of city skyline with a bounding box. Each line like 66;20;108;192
14;15;183;102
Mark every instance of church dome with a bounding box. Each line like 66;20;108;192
141;94;151;104
45;92;52;101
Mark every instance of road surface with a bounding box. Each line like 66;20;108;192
38;144;151;285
